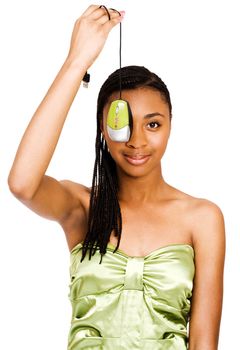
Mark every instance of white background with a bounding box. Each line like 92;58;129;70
0;0;239;349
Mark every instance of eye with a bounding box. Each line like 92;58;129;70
147;121;161;129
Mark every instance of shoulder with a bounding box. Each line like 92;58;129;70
188;196;224;224
169;185;224;222
60;179;91;202
188;197;225;238
169;186;225;249
58;181;91;242
185;196;226;260
170;185;224;224
59;180;92;220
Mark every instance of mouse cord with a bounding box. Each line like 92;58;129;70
83;5;122;99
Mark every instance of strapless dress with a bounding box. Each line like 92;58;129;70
67;241;195;349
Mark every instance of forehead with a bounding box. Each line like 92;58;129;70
103;88;169;117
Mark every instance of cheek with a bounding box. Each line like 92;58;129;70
106;140;121;158
148;132;169;149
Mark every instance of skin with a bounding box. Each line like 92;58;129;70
7;5;225;349
60;86;226;349
101;88;225;350
9;86;226;350
102;88;171;187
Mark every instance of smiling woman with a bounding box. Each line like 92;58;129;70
100;85;171;179
7;4;225;350
84;67;174;263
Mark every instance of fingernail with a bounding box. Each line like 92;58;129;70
120;11;125;17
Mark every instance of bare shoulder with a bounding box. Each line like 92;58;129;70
186;196;225;236
170;185;224;221
56;180;91;228
58;179;91;223
186;195;224;222
168;185;225;249
180;192;225;254
60;179;91;203
58;180;91;250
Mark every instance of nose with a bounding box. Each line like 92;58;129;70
126;123;147;149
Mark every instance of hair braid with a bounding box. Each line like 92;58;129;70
80;65;172;263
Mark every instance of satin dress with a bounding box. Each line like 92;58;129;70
67;241;195;350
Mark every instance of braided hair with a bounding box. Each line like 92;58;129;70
80;65;172;263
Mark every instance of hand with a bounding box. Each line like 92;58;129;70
66;4;124;68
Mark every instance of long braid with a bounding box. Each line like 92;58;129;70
80;65;172;263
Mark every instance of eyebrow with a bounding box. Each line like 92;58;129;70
143;112;165;119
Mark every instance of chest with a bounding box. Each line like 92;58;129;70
109;204;192;257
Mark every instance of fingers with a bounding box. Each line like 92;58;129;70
81;4;101;17
99;10;122;25
90;6;120;22
82;4;122;23
80;4;124;33
103;11;124;32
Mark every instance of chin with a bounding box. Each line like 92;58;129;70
117;162;155;178
111;153;160;178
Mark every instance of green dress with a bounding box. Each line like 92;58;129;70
68;241;195;350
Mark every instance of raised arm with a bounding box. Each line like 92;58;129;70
8;6;123;226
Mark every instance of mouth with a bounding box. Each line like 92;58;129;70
123;153;151;166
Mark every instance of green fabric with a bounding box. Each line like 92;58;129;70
68;241;195;349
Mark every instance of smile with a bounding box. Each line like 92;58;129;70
124;154;151;166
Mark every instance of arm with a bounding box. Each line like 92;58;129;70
188;200;226;350
7;6;123;222
8;57;88;200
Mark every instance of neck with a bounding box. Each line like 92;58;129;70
117;164;168;204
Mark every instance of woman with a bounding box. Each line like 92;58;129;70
8;4;225;350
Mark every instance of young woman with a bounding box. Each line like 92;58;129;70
8;4;225;350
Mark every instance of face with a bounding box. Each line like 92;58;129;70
101;87;171;178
